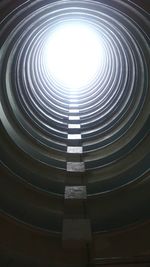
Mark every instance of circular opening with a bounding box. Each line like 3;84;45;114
43;22;104;92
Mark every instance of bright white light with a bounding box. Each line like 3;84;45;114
44;22;104;91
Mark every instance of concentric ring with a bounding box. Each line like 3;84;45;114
0;0;150;233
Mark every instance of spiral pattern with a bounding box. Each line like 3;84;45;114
0;0;150;233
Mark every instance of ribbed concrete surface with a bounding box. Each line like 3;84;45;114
0;0;149;266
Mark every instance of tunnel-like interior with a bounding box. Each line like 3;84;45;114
0;0;150;266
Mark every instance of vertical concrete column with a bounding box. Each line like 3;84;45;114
63;185;92;253
63;100;92;256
